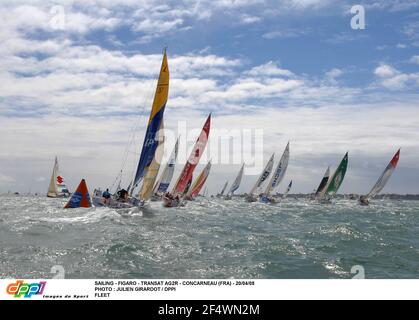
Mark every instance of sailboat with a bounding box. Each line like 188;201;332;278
47;157;70;198
225;164;245;200
246;153;275;202
163;114;211;207
312;167;330;200
260;142;290;203
359;149;400;206
216;181;228;198
282;180;293;199
184;161;212;200
150;137;179;201
318;152;348;202
64;179;92;209
92;49;169;208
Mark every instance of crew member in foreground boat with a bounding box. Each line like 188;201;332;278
102;189;111;204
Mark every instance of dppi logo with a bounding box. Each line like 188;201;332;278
6;280;46;298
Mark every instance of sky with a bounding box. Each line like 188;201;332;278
0;0;419;195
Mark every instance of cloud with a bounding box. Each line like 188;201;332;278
262;28;309;39
374;64;419;90
0;173;15;185
409;55;419;65
374;64;399;78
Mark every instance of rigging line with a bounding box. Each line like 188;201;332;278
110;66;161;190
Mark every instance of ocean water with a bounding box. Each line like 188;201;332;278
0;195;418;279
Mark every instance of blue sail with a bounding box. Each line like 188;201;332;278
133;107;166;187
132;50;169;188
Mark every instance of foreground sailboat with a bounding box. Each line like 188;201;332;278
93;49;169;208
359;149;400;206
246;153;275;202
260;142;290;204
225;164;245;200
163;114;211;207
47;157;70;198
151;137;179;201
317;152;348;202
184;161;212;200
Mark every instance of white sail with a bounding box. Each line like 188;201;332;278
264;142;290;196
47;157;59;197
366;149;400;199
153;137;179;194
228;163;244;195
249;153;275;195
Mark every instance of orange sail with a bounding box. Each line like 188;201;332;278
64;179;92;208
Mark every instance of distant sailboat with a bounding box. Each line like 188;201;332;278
163;114;211;207
47;157;70;198
217;181;228;198
315;167;330;198
246;153;275;202
185;161;212;200
359;149;400;206
225;164;245;200
151;137;179;200
283;180;293;199
260;142;290;203
318;152;348;202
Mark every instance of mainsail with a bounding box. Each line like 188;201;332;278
315;167;330;196
173;114;211;194
365;149;400;199
323;152;349;197
283;180;293;198
132;50;169;191
47;157;69;197
228;164;244;195
186;161;212;198
153;137;179;194
138;122;165;201
263;142;290;196
219;181;228;196
47;157;59;197
249;153;275;195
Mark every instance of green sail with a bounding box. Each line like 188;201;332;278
326;152;348;195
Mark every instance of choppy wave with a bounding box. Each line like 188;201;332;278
0;195;418;279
